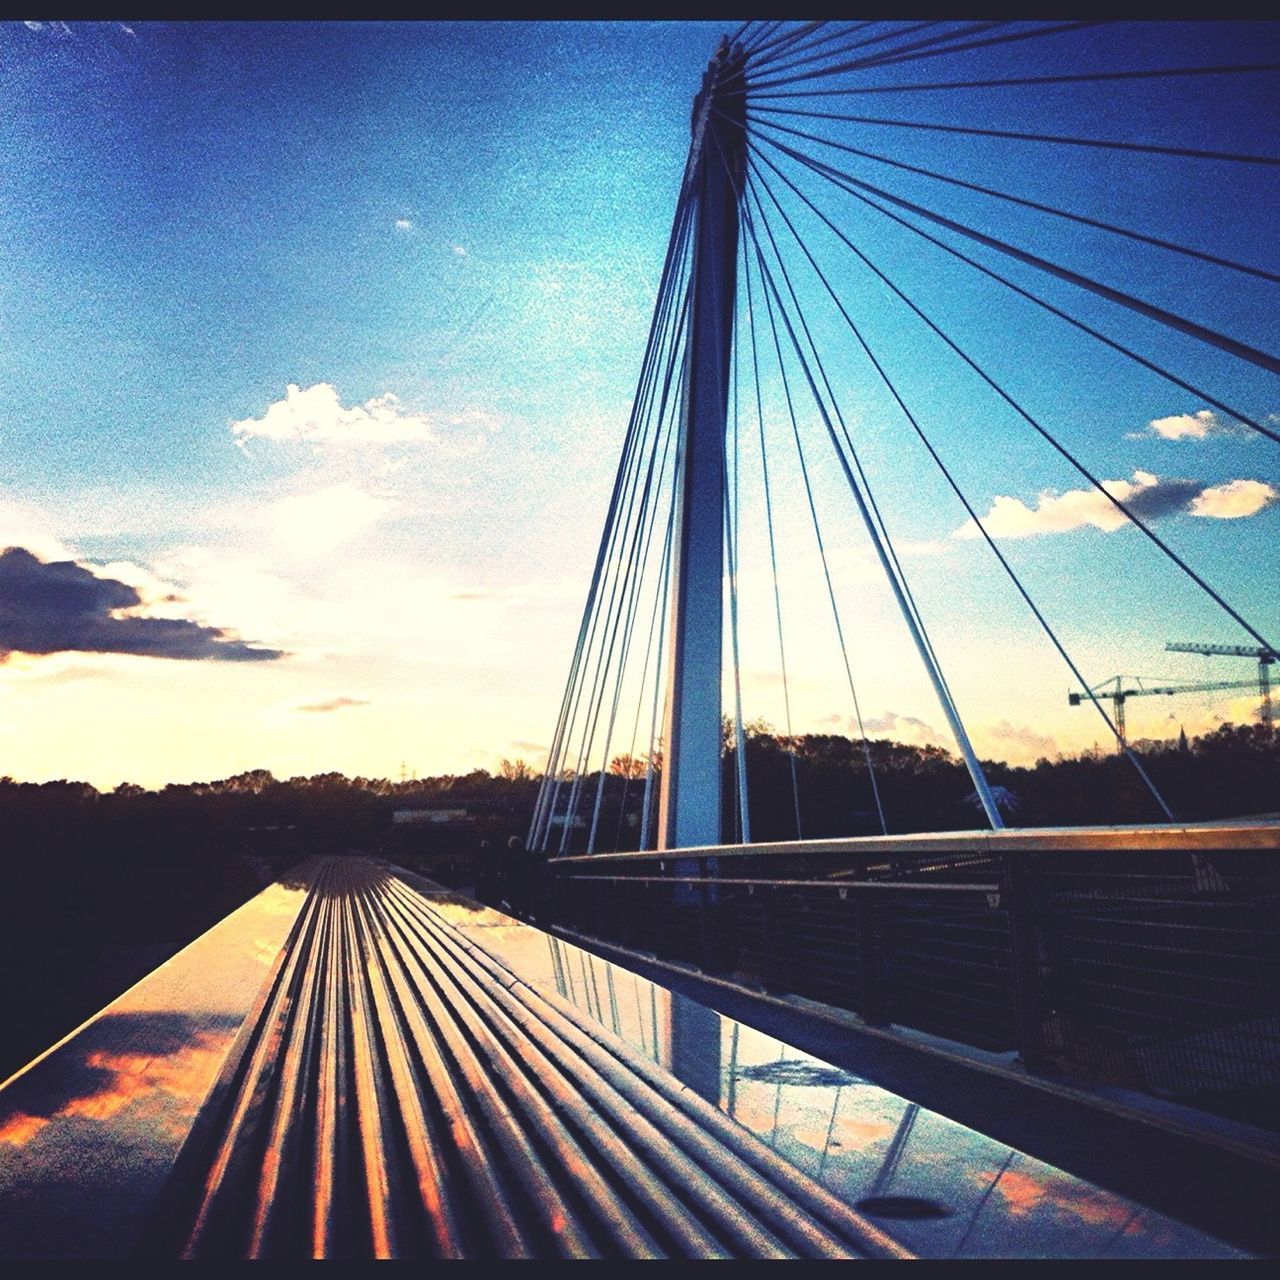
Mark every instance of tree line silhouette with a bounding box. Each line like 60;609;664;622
0;721;1274;1080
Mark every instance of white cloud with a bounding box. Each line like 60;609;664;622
1189;478;1277;519
1135;409;1250;442
93;558;192;614
151;546;319;654
395;218;413;232
951;470;1274;539
1146;410;1220;440
269;482;398;553
953;471;1160;539
452;244;467;257
232;383;439;447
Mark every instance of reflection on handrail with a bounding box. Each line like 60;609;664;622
952;1150;1016;1258
142;860;912;1259
0;859;1250;1260
529;919;1243;1260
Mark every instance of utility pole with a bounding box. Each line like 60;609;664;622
658;39;746;852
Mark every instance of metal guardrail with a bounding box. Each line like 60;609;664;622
544;822;1280;1125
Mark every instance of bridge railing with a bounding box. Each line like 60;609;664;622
544;822;1280;1125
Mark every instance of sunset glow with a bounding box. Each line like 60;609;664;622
2;21;1275;788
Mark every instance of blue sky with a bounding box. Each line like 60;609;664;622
0;20;1276;788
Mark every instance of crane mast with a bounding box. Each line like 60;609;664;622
1069;675;1259;751
1166;642;1277;728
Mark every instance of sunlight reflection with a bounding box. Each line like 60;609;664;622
451;915;1242;1261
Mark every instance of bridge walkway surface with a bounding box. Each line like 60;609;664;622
0;856;1256;1259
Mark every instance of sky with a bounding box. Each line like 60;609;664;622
0;19;1277;790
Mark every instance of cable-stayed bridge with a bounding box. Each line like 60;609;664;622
1;21;1277;1260
528;21;1278;853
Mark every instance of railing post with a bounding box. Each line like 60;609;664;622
854;880;888;1027
1006;852;1047;1069
652;870;669;958
590;875;605;939
697;859;724;972
762;886;793;995
541;860;558;928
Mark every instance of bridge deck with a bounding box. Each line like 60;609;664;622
0;857;1251;1259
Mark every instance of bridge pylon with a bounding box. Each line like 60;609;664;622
658;40;746;852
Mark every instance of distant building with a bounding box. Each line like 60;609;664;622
392;808;469;827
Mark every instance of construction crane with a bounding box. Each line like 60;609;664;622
1068;676;1259;751
1166;642;1277;727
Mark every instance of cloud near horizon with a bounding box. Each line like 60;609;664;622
859;709;946;746
984;719;1057;762
297;696;370;713
0;547;284;663
953;470;1277;539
